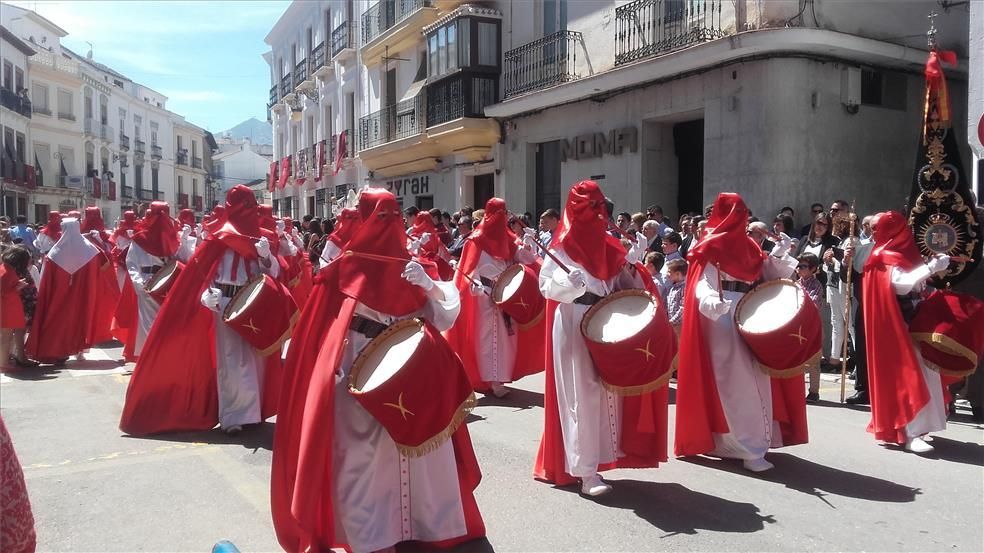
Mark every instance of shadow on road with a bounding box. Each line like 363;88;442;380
2;366;61;381
398;536;495;553
122;421;275;451
682;453;920;505
476;388;543;410
564;480;774;536
920;436;984;467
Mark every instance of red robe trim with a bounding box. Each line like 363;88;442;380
119;238;281;435
533;264;669;486
271;267;485;553
26;258;103;361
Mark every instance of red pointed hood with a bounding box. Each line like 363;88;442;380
204;204;227;233
42;211;63;240
178;208;196;228
207;185;263;258
131;201;179;257
552;180;625;280
469;197;518;261
258;204;277;232
866;210;923;272
687;193;764;282
327;207;361;248
113;211;137;240
81;207;106;233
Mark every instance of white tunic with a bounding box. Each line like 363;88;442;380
539;248;642;478
695;257;798;461
126;242;167;356
206;250;279;428
331;281;465;553
890;266;947;439
34;232;56;255
175;233;198;264
469;248;537;384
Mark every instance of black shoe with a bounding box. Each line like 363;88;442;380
972;406;984;423
805;392;820;403
845;391;869;405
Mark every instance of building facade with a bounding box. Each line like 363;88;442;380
212;136;273;205
0;24;36;219
265;0;974;224
0;2;215;224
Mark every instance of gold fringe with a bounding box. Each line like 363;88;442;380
394;392;477;458
910;332;979;369
256;309;300;357
600;360;674;396
517;308;545;331
757;349;821;379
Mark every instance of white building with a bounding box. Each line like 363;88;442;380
212;136;273;204
0;23;35;219
0;1;215;224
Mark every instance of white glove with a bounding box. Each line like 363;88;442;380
522;227;537;246
469;279;485;296
291;226;300;239
255;237;271;259
201;288;221;312
402;260;435;290
709;298;733;318
409;232;432;255
89;230;101;240
927;254;950;274
626;233;647;265
127;229;134;238
771;232;793;257
180;225;192;240
195;223;203;236
567;268;587;289
201;227;210;240
276;220;286;236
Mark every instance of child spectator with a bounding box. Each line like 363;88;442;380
644;251;666;296
664;258;688;331
1;246;32;370
797;252;824;402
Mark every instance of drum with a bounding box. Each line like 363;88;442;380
222;274;299;356
491;264;545;326
349;318;476;457
143;260;183;305
909;290;983;378
580;289;676;395
734;279;822;378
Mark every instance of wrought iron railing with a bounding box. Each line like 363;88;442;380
192;156;203;169
0;87;32;118
178;193;189;209
614;0;724;66
332;21;354;57
151;144;162;160
134;139;146;155
269;85;278;105
176;150;189;166
193;195;203;211
359;93;425;150
503;30;581;99
310;42;326;73
427;73;497;127
280;74;292;97
329;129;350;163
121;184;133;198
119;134;130;151
362;0;430;46
294;60;308;86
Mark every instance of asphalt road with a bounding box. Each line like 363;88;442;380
2;343;982;552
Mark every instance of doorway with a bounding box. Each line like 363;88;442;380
535;140;562;218
673;119;703;216
474;173;494;209
307;195;315;217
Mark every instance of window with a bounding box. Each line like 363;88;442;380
14;67;23;93
99;95;108;124
193;178;199;197
426;17;499;80
151;167;159;195
57;89;73;118
135;163;143;190
437;26;447;75
113;79;124;88
478;22;497;66
84;87;93;119
31;83;48;111
447;23;457;73
2;61;11;90
861;69;906;111
34;143;50;185
178;175;184;194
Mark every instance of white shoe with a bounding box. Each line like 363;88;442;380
223;425;243;435
580;474;612;496
743;457;775;472
922;435;934;443
490;382;510;398
905;437;934;453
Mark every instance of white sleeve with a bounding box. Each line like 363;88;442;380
514;245;537;265
891;265;931;296
126;243;147;287
696;263;726;321
538;251;586;304
762;254;798;281
263;255;281;279
176;235;197;264
419;280;460;332
320;241;341;268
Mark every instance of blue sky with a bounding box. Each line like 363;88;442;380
11;0;289;133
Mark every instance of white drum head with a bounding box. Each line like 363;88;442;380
493;265;524;303
737;281;803;333
227;279;264;320
352;323;424;392
148;262;177;293
585;293;655;343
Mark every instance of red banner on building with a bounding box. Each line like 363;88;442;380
193;195;203;212
24;165;36;189
333;132;346;176
315;140;326;182
178;193;189;209
92;176;101;198
277;155;291;189
108;180;117;201
269;160;279;192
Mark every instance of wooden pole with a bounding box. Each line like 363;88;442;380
839;209;858;403
509;211;572;273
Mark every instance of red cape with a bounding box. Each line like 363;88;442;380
26;258;103;361
673;259;809;457
533;263;669;486
119;237;281;435
271;265;485;553
284;250;313;308
113;274;138;361
443;238;545;391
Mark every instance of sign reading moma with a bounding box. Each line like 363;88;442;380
561;126;638;162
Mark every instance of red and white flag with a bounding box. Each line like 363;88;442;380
333;132;347;176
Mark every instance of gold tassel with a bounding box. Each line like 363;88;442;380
256;310;301;357
517;308;545;331
600;360;674;396
394;392;477;458
757;349;821;379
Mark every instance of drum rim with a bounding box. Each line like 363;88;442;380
733;278;805;335
491;263;527;304
144;259;180;294
579;288;658;344
222;274;270;323
348;317;425;394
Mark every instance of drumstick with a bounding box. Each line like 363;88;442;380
508;211;572;274
343;250;491;295
715;263;724;302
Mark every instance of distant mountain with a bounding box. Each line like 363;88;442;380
221;117;272;145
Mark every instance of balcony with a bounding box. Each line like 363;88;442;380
427;73;497;127
192;156;203;169
280;74;293;99
504;30;581;99
310;42;331;78
177;193;189;209
134;139;146;156
122;184;133;199
193;195;203;212
329;129;351;164
293;60;310;90
30;49;80;77
614;0;725;66
83;118;97;137
151;144;162;160
100;123;113;142
269;85;278;106
359;93;426;151
119;133;130;151
361;0;438;66
176;150;189;166
331;21;355;60
135;187;150;201
31;104;51;117
0;87;32;118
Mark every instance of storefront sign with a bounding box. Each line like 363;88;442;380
561;126;638;162
383;174;431;197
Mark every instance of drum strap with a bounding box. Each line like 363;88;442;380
573;291;604;306
229;254;254;282
349;315;389;339
219;283;244;298
140;265;162;275
480;276;495;289
720;280;754;294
